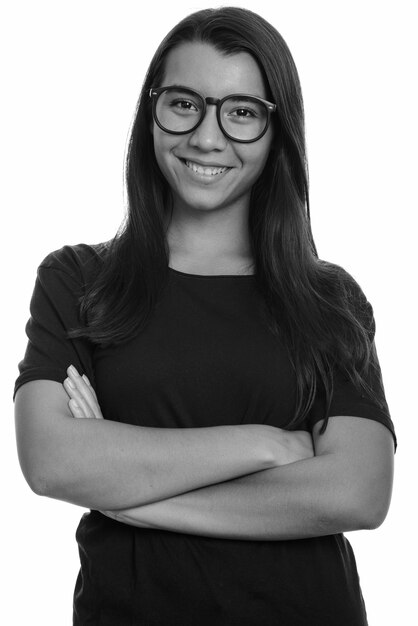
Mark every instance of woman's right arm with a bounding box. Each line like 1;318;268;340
15;376;312;511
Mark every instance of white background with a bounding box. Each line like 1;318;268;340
1;1;416;623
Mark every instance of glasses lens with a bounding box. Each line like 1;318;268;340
220;96;268;141
155;88;204;133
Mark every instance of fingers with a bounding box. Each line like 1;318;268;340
100;509;121;522
64;365;103;419
63;377;94;418
81;373;98;401
68;398;88;419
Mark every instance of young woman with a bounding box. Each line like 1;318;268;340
14;7;396;625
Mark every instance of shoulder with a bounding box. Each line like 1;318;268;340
38;241;111;283
317;259;375;334
318;260;369;305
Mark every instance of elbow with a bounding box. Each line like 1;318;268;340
337;487;393;532
18;452;64;500
25;467;79;503
356;472;394;530
16;434;63;500
20;463;51;497
334;458;394;532
29;476;50;498
19;455;95;508
16;445;44;495
320;501;389;535
320;477;393;533
355;498;391;530
16;436;73;501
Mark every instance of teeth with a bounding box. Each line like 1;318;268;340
185;160;227;176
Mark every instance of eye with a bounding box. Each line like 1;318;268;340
169;98;199;112
229;107;257;118
222;97;265;123
162;89;202;114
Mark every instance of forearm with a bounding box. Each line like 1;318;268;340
103;451;389;540
32;418;284;510
18;377;312;511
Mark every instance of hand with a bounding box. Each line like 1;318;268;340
100;509;121;522
264;426;314;466
63;365;103;419
283;430;315;463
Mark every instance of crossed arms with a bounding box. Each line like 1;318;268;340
14;366;394;541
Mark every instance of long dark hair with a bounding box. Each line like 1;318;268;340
72;7;378;428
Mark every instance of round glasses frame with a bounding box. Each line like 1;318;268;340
149;86;277;144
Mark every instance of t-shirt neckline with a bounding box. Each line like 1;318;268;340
168;266;255;279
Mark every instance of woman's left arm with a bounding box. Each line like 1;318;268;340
102;416;394;540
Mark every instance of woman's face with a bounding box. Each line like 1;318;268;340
152;42;274;217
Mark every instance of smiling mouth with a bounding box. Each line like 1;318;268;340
183;159;229;177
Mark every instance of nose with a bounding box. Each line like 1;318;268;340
188;104;228;152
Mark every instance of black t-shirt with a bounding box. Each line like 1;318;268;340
15;244;396;626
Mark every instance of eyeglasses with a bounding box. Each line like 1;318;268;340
149;85;276;143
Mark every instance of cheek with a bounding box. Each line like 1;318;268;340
152;132;172;177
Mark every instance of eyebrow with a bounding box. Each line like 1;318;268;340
161;84;267;100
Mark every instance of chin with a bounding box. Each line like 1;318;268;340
173;190;237;214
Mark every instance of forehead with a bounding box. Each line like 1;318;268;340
161;42;267;99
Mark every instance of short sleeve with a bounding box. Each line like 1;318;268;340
14;246;97;398
308;289;396;449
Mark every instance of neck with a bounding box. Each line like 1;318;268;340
166;204;254;274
